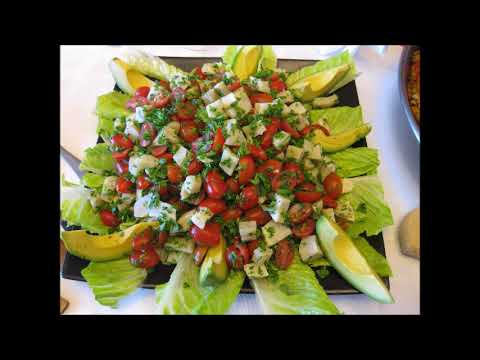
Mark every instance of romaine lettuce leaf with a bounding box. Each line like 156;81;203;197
251;252;340;315
81;258;147;308
309;106;364;135
329;148;379;178
96;91;131;120
81;173;105;190
286;51;357;94
155;253;245;314
258;45;277;71
341;176;393;237
122;48;186;81
79;143;115;175
353;236;393;277
222;45;239;69
61;175;110;235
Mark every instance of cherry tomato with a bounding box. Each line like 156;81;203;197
238;156;256;185
206;170;228;199
190;223;221;247
116;177;135;194
152;95;171;109
139;122;157;147
226;178;240;193
115;160;129;175
257;159;283;177
279;120;301;139
132;228;153;251
180;120;200;142
247;239;259;255
126;95;148;111
250;93;273;104
271;171;298;192
112;134;134;150
129;246;160;269
112;148;130;161
193;246;209;266
288;203;314;224
260;118;280;149
323;173;343;200
300;124;330;137
158;185;168;196
323;195;337;209
270;79;286;92
168;196;190;212
283;162;305;184
136;175;152;190
239;185;259;211
150;145;168;158
292;218;315;238
221;207;243;221
248;144;268;161
212;127;225;154
135;86;150;98
227;80;241;92
158;153;174;163
275;240;294;270
270;73;280;81
199;198;227;214
187;156;203;175
176;101;196;121
226;245;243;269
155;231;169;248
194;66;207;80
237;242;251;265
294;191;322;203
298;182;316;192
244;206;271;225
167;164;183;184
99;210;120;227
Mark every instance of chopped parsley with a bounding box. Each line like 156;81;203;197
146;108;173;130
266;226;275;238
250;173;271;198
220;157;233;168
145;165;168;186
264;101;284;117
316;266;330;280
224;191;238;208
253;69;273;79
266;261;279;283
237;143;250;157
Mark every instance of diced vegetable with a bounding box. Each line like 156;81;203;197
277;90;294;104
101;176;118;203
173;145;191;168
262;220;292;247
342;179;354;193
303;139;323;160
214;81;230;97
289;102;307;115
321;208;335;222
202;88;219;105
206;99;225;118
267;194;291;224
135;106;146;123
334;198;355;222
254;102;272;114
249;76;270;93
128;155;159;177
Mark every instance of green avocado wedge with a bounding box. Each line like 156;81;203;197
61;221;158;262
316;216;394;304
311;124;372;153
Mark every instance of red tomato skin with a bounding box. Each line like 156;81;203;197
226;178;240;193
239;185;259;211
135;87;150;98
199;198;227;214
187;157;203;175
99;210;120;227
116;177;135;194
112;149;130;161
189;223;221;247
244;207;271;225
112;134;134;150
220;208;243;221
238;156;256;185
257;159;283;177
323;173;343;200
151;145;168;158
206;170;228;199
248;144;268;161
294;191;323;203
292;218;315;238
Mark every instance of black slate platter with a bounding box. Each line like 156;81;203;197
62;56;390;294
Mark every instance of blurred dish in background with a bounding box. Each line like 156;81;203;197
399;46;420;142
407;49;420;124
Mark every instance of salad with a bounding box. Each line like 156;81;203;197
61;45;394;314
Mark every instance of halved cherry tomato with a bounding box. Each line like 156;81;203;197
193;246;209;266
199;198;227;214
140;122;157;147
248;144;268;161
275;240;294;270
194;66;206;80
295;191;322;203
112;134;134;150
260;118;280;149
283;162;305;184
220;208;243;221
298;182;316;192
135;86;150;98
300;124;330;137
226;178;240;193
158;153;174;163
271;171;298;192
288;203;313;224
239;185;258;211
115;160;129;175
244;206;271;225
152;94;171;109
238;156;256;185
206;170;228;199
292;218;315;238
136;175;152;190
270;79;286;92
116;177;135;193
237;242;251;265
99;210;120;227
132;228;153;251
247;239;259;255
176;101;196;121
250;93;273;104
323;195;337;208
158;185;168;196
129;246;160;269
180;120;200;142
212;127;225;154
150;145;168;158
190;223;221;247
270;73;280;81
227;80;241;92
257;159;283;177
167;164;183;184
155;231;169;248
226;245;243;269
126;95;149;111
188;156;203;175
323;173;343;200
279;120;301;139
112;148;130;161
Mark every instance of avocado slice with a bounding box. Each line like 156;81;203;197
108;58;154;95
316;216;394;304
199;235;229;287
311;124;372;153
290;64;350;101
232;46;263;81
61;222;158;262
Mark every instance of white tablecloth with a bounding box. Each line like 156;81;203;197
60;45;420;314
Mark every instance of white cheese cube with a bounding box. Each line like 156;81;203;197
269;194;291;224
252;247;273;265
249;76;270;93
224;119;238;136
274;152;285;161
239;221;257;242
124;116;140;141
214;81;230;97
258;196;267;204
225;129;247;146
262;220;292;247
206;99;225;118
303;158;315;170
285;145;304;162
334;199;355;222
254;102;272;115
135;106;146;123
128;155;159;177
201;63;217;75
219;147;239;176
272;131;291;150
225;107;239;119
244;263;268;279
294;114;310;131
277;90;294;104
320;157;336;181
101;176;118;203
173;146;191;168
306;168;320;182
89;194;105;210
170;73;191;90
312;200;324;215
236;94;253;114
303;139;323;160
191;207;214;229
113;117;125;132
224;71;235;80
201;88;219;105
342;179;354;194
322;208;336;222
117;192;136;212
221;92;238;108
180;175;202;201
153;121;181;145
289;102;307;115
148;201;177;222
133;193;151;218
299;235;323;262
